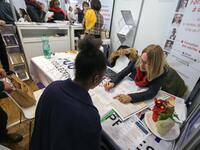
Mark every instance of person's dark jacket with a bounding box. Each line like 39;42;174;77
0;1;20;24
30;79;102;150
111;61;167;102
78;10;84;23
0;81;4;92
25;0;46;22
162;67;187;97
48;7;66;22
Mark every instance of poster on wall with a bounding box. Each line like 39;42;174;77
165;0;200;93
100;0;114;32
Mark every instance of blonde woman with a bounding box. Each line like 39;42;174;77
104;44;169;103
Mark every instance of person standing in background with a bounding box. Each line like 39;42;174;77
48;0;67;22
78;1;89;24
84;0;104;38
25;0;46;22
0;0;20;24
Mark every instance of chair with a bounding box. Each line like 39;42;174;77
162;67;187;97
7;88;44;142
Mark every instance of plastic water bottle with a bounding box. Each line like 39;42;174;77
42;35;51;59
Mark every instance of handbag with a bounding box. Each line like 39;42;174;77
8;75;36;108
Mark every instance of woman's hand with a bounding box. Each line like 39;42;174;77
103;81;115;91
113;94;132;104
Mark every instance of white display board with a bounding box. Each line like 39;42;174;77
166;0;200;93
111;0;143;50
100;0;114;31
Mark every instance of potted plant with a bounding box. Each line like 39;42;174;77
152;98;179;135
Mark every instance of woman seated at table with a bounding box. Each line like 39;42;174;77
48;0;67;22
104;44;187;103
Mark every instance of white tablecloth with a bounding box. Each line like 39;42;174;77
30;53;77;87
29;52;187;150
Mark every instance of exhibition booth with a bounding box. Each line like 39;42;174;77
0;0;199;150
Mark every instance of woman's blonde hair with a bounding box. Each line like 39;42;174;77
136;44;168;81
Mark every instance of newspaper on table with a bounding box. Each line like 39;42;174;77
136;134;174;150
91;78;148;121
102;111;150;150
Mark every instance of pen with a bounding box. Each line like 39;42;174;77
135;121;149;135
101;109;115;123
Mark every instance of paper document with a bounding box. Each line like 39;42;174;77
111;100;147;121
92;79;148;120
136;134;174;150
92;96;113;118
102;112;150;150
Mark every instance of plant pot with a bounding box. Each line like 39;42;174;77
156;118;175;135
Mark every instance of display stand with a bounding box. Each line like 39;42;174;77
117;10;136;47
0;25;29;81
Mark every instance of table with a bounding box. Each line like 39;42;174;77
30;53;76;87
30;52;187;150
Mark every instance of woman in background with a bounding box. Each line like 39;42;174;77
48;0;67;22
84;0;103;38
78;1;89;23
25;0;46;22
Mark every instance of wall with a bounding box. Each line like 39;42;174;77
111;0;179;53
10;0;48;12
110;0;142;51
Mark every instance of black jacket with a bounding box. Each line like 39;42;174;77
26;5;45;22
78;10;84;23
0;1;20;24
0;81;4;92
30;79;102;150
111;61;167;102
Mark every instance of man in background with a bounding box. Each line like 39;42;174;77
25;0;46;22
0;0;20;24
78;1;89;23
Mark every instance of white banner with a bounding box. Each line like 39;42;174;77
166;0;200;93
100;0;114;31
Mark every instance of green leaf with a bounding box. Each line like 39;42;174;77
158;112;173;121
